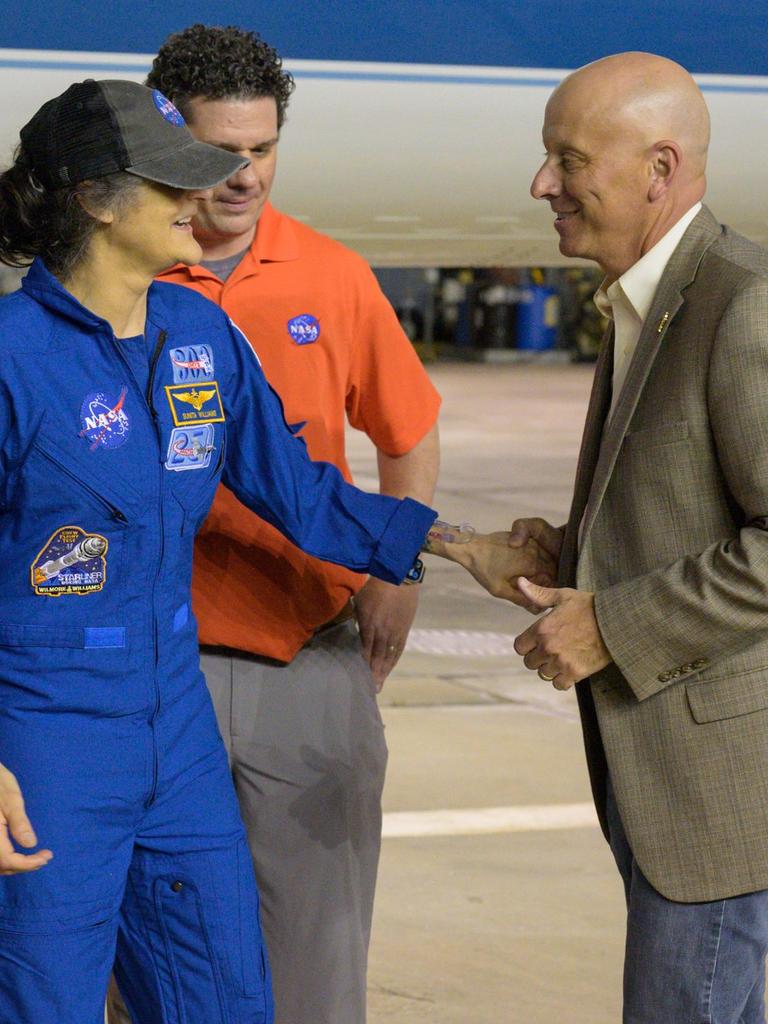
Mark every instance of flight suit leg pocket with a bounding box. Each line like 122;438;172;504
236;838;269;1001
153;875;228;1023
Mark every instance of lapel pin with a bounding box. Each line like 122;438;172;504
657;311;670;334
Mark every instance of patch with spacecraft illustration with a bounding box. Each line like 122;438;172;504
164;382;225;427
31;526;108;597
169;343;215;384
165;425;216;471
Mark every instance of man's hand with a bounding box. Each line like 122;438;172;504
355;577;420;691
447;532;558;607
0;764;52;876
513;578;611;689
508;517;565;563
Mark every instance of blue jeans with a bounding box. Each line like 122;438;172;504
606;778;768;1023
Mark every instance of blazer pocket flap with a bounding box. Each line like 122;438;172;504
624;420;689;448
686;669;768;723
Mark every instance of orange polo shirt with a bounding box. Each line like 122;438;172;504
158;203;441;662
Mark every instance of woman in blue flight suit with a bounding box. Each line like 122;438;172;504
0;80;436;1024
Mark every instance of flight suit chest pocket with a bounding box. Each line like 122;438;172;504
29;436;141;523
165;423;226;537
20;440;138;597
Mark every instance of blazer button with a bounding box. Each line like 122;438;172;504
681;662;693;673
692;658;707;669
658;671;671;683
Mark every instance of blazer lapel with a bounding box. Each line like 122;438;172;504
577;207;722;555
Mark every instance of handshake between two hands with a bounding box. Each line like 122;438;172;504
436;517;611;690
448;517;562;609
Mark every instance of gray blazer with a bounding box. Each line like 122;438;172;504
562;206;768;902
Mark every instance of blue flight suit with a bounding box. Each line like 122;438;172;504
0;260;435;1024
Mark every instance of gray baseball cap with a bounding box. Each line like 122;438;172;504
20;79;248;190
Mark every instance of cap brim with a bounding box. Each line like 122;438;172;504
125;138;247;190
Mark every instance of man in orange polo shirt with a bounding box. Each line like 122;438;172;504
144;24;440;1024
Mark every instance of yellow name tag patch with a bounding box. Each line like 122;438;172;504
165;382;225;426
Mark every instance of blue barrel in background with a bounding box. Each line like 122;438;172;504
516;286;560;350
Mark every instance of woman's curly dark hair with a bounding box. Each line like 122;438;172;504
147;24;295;128
0;150;140;278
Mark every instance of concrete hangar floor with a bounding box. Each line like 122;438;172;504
347;361;625;1023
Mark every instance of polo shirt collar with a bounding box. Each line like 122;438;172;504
252;202;300;264
160;201;299;284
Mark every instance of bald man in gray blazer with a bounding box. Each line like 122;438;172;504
513;52;768;1022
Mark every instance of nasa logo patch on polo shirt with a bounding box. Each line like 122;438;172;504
287;314;320;345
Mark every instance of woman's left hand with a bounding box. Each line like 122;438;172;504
0;763;53;875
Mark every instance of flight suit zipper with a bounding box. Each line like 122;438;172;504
143;329;168;807
103;324;168;808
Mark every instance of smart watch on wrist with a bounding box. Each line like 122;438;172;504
404;556;426;585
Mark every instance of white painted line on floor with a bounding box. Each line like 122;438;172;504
407;628;520;657
382;802;599;838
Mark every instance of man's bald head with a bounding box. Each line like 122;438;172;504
555;52;710;177
531;52;710;279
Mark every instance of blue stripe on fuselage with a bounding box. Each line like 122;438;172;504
0;0;767;77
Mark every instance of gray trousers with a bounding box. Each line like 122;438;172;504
108;621;387;1024
205;621;388;1024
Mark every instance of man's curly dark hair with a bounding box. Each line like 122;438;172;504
147;24;295;128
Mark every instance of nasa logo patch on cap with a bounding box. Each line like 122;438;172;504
152;90;185;127
287;314;321;346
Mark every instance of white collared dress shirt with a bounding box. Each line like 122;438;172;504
594;202;702;419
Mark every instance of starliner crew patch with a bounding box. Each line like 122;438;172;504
287;314;321;345
166;425;216;471
165;382;225;426
31;526;108;597
169;343;215;384
79;387;131;451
